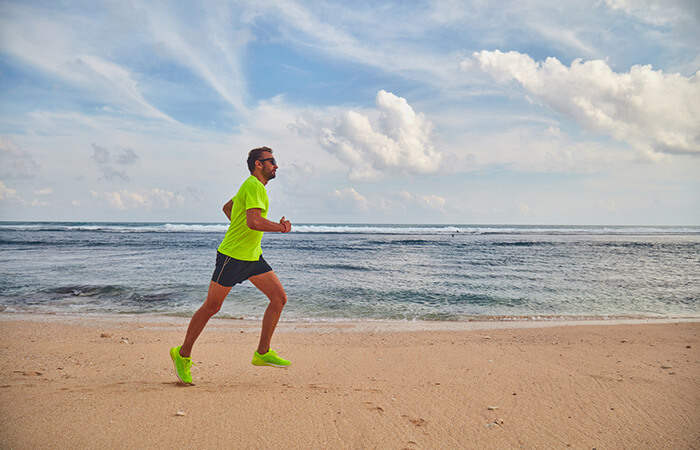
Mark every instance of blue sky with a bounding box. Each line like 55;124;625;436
1;0;698;224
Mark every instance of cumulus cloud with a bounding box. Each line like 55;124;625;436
91;188;184;210
91;144;139;181
466;50;700;158
297;90;441;181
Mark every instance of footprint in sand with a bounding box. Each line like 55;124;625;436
307;383;334;393
364;401;384;414
402;415;427;427
13;371;43;376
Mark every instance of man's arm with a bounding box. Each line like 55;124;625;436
246;208;291;233
223;200;233;221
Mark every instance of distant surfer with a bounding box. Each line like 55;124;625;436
170;147;292;385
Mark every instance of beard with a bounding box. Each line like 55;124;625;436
263;167;276;181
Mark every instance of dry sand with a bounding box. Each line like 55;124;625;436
1;314;698;449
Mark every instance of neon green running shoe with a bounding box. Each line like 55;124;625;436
252;349;290;367
170;346;194;384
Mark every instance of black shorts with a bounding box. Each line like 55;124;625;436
211;251;273;287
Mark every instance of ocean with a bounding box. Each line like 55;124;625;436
1;222;698;321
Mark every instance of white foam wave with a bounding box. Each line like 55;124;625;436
292;225;469;234
0;222;698;235
162;223;228;233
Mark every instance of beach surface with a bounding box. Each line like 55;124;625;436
1;314;698;449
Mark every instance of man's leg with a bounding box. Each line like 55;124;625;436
179;281;232;357
248;270;287;355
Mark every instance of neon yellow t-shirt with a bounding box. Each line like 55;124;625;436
217;175;268;261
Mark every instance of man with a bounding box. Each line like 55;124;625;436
170;147;292;385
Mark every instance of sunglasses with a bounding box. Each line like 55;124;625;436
257;157;276;165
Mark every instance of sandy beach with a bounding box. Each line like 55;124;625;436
1;314;698;449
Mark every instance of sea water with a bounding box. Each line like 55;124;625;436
0;222;698;321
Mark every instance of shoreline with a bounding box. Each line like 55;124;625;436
1;310;698;332
2;313;699;448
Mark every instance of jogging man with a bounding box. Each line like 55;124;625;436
170;147;292;385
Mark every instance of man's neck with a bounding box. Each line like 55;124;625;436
253;172;268;186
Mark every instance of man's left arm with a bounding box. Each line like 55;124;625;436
222;199;233;221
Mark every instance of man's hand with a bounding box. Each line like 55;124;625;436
279;216;291;233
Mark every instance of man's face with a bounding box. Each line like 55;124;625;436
258;152;277;181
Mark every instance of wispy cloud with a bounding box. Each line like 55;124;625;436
259;1;467;87
0;3;174;122
605;0;700;27
141;2;252;115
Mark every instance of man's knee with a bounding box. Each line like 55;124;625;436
202;282;230;316
271;292;287;308
200;300;223;317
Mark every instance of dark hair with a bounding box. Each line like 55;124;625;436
247;147;273;173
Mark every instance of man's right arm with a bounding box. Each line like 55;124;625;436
223;199;233;221
246;208;291;233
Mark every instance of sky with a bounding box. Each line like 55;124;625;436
0;0;699;225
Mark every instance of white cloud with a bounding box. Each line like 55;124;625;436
297;90;441;181
34;188;53;196
467;50;700;158
330;187;447;216
420;194;447;212
91;189;185;211
331;188;370;211
0;181;20;201
399;191;448;213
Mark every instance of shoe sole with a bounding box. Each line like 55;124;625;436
252;360;290;368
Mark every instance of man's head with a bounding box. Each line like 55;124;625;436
247;146;277;181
